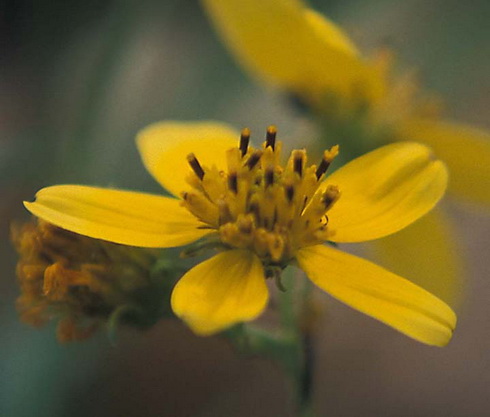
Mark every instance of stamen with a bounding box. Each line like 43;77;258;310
293;151;304;177
228;172;238;193
285;185;295;203
265;168;274;187
265;125;277;150
316;145;339;180
187;153;205;180
322;185;340;210
239;128;251;157
315;159;329;180
246;150;263;170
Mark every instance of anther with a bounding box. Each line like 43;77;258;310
228;172;238;193
265;168;274;187
187;153;205;180
246;150;263;170
322;185;340;210
265;125;277;150
285;185;295;203
315;158;330;180
239;128;251;157
316;145;339;180
293;151;304;177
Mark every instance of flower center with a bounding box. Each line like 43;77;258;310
181;126;340;268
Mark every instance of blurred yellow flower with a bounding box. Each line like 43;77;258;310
25;121;455;346
201;0;490;305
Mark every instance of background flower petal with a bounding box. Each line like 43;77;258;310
297;244;456;347
137;121;239;197
171;250;268;335
367;209;464;308
201;0;384;104
399;118;490;205
324;142;448;242
24;185;210;247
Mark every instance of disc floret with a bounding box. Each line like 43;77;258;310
181;126;340;268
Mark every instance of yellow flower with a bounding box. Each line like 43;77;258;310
201;0;490;305
25;121;455;346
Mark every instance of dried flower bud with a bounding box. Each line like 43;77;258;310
11;219;178;343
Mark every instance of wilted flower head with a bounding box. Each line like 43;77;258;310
12;219;174;342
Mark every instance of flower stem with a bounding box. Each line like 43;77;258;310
279;269;316;417
223;268;317;416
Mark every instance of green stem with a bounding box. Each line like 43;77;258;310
223;268;317;416
278;268;316;417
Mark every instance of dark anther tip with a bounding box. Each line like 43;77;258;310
246;150;262;170
187;153;205;180
228;172;238;193
265;125;277;150
240;128;251;157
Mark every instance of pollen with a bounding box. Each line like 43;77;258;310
181;127;340;269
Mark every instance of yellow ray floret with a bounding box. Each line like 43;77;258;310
297;245;456;347
201;0;385;107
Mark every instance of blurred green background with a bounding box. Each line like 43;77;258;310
1;0;489;416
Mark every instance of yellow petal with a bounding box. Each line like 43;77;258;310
302;9;359;57
297;245;456;346
399;119;490;205
24;185;210;247
171;250;268;335
324;142;448;242
367;209;464;308
137;121;239;197
201;0;383;104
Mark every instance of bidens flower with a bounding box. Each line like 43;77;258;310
25;122;455;346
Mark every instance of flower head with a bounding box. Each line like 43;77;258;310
12;219;175;342
24;122;455;345
181;125;341;269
